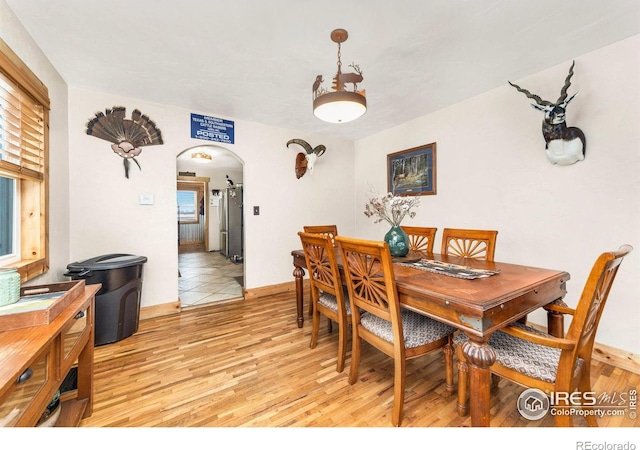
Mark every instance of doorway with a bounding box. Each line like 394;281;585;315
177;176;209;251
176;145;244;308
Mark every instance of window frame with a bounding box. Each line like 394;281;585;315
0;38;50;282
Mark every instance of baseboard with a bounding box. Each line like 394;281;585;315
139;282;305;320
243;279;309;300
140;300;181;320
592;342;640;375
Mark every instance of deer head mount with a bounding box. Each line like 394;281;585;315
509;61;586;165
286;139;326;179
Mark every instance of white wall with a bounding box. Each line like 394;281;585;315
67;88;356;307
0;0;71;285
354;35;640;354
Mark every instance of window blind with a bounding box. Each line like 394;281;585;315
0;75;45;181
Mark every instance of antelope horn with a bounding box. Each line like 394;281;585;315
286;139;313;154
508;81;553;106
556;60;575;104
312;145;326;157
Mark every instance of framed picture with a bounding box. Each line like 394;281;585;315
387;142;437;196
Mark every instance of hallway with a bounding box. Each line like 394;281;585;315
178;250;244;307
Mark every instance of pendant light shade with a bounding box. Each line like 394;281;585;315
312;29;366;123
313;91;367;123
191;151;212;163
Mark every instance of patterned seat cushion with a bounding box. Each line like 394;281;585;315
360;309;454;349
453;322;561;383
318;289;351;315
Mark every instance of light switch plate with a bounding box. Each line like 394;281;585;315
253;206;260;215
139;194;154;205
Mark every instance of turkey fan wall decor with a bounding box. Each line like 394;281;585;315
86;106;164;178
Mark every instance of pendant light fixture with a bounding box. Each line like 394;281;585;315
191;151;212;163
312;29;366;123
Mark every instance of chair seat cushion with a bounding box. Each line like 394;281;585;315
454;322;561;383
361;309;454;348
319;291;351;315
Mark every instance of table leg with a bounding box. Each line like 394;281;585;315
462;336;496;427
546;298;567;338
293;264;305;328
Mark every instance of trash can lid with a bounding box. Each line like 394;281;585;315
67;253;148;270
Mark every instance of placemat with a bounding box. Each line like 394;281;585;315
397;259;500;279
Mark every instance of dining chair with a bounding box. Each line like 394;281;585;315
441;228;498;261
303;225;338;247
454;244;633;426
401;226;437;255
302;225;340;317
335;236;456;426
298;231;351;373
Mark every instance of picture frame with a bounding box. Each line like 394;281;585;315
387;142;437;196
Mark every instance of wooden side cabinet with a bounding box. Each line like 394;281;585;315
0;283;99;427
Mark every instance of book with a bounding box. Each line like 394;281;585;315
0;292;64;316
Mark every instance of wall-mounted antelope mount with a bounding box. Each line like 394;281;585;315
509;61;586;165
286;139;326;179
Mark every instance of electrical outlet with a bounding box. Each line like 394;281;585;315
253;206;260;215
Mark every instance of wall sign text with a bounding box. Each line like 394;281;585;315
191;114;234;144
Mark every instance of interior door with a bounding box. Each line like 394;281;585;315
177;176;209;251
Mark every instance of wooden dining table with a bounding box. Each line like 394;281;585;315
290;249;570;427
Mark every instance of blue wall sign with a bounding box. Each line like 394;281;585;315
190;114;234;144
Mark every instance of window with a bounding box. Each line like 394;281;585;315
0;38;50;281
177;179;205;225
177;190;198;223
0;176;17;261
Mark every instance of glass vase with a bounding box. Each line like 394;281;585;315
384;225;409;257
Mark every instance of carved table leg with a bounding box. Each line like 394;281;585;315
462;337;496;427
293;265;305;328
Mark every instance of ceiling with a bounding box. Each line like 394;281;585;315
176;145;243;171
6;0;640;146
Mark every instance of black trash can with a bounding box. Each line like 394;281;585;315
65;253;147;346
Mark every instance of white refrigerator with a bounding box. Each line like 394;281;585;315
219;187;243;259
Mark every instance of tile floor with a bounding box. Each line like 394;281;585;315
178;250;244;308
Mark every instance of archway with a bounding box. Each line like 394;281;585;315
175;145;245;308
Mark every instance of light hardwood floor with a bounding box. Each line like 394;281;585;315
80;291;639;428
